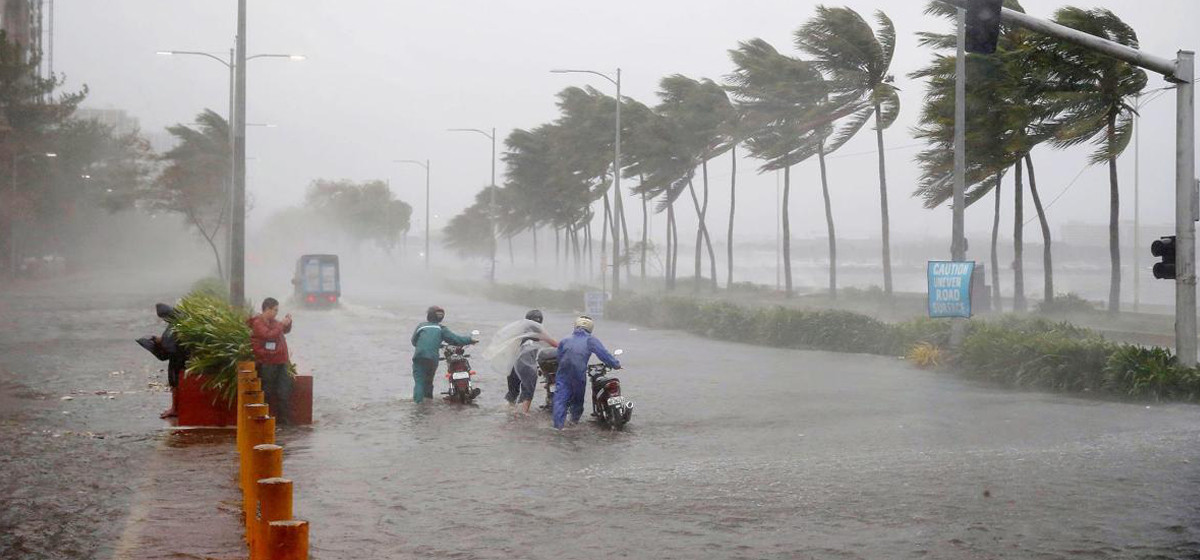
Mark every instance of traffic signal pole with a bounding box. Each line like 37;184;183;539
939;0;1196;365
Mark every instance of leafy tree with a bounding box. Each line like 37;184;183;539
304;178;412;254
148;109;231;279
444;186;498;261
727;39;830;297
913;0;1058;309
1036;7;1147;313
0;29;88;273
795;6;900;295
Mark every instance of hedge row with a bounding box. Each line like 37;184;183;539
487;285;1200;403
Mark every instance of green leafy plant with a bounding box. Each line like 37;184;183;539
171;291;252;405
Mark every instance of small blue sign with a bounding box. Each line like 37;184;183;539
927;261;975;318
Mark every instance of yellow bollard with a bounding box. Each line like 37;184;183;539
267;519;308;560
237;377;262;451
239;398;266;459
252;477;292;560
247;445;283;551
238;402;269;492
238;361;258;377
241;415;275;534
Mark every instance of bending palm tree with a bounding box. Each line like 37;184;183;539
796;6;899;295
1037;7;1146;314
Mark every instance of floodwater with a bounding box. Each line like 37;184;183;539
3;276;1200;559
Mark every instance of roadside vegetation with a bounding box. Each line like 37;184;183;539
489;284;1200;403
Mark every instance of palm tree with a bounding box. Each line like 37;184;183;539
795;6;900;295
727;39;833;298
1037;7;1147;314
913;1;1061;310
654;75;731;291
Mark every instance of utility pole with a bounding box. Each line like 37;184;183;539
939;0;1195;364
230;0;247;308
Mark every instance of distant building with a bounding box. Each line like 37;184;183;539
75;107;140;135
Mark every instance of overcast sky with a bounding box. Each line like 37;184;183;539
60;0;1200;245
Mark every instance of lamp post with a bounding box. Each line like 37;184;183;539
8;152;56;274
551;67;622;294
157;45;304;306
394;159;431;270
447;128;497;284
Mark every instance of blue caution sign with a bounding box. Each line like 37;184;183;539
584;291;606;318
927;261;975;318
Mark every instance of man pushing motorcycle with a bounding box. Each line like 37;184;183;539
411;305;477;403
553;315;620;430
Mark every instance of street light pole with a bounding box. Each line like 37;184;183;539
447;128;498;284
394;159;432;270
231;0;247;308
551;67;623;295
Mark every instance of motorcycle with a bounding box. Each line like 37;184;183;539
536;346;558;411
588;349;632;429
441;330;481;404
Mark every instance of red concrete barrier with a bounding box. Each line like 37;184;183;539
176;373;237;427
177;373;312;427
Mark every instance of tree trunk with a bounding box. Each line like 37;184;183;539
666;199;676;290
1107;113;1121;314
818;146;837;298
783;165;793;297
619;186;631;280
991;174;1002;308
640;173;648;282
701;160;718;290
507;235;514;265
873;102;893;295
585;220;593;280
1013;160;1026;311
533;224;539;268
1026;154;1053;304
601;192;611;275
554;226;560;273
727;146;736;289
688;179;703;291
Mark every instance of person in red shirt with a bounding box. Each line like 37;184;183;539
248;297;293;424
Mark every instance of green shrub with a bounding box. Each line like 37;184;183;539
484;283;1200;403
172;291;252;405
1037;292;1099;315
1104;345;1200;400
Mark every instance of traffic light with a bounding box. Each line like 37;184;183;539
965;0;1004;54
1152;236;1177;280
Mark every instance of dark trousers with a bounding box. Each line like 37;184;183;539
504;370;521;404
258;363;293;424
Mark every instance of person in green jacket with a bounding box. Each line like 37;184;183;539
410;305;476;403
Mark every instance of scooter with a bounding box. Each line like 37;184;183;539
588;349;632;429
441;330;481;404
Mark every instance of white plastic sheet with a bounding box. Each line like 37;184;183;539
482;319;549;374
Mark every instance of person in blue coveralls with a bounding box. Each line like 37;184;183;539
553;315;620;429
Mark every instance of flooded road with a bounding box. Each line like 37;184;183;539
281;288;1200;559
3;277;1200;559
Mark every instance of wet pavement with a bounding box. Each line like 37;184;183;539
3;277;1200;559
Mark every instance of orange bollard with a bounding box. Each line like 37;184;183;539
267;519;308;560
238;361;258;377
252;477;292;560
239;403;269;491
237;378;262;451
239;398;266;459
247;445;283;549
241;415;275;534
